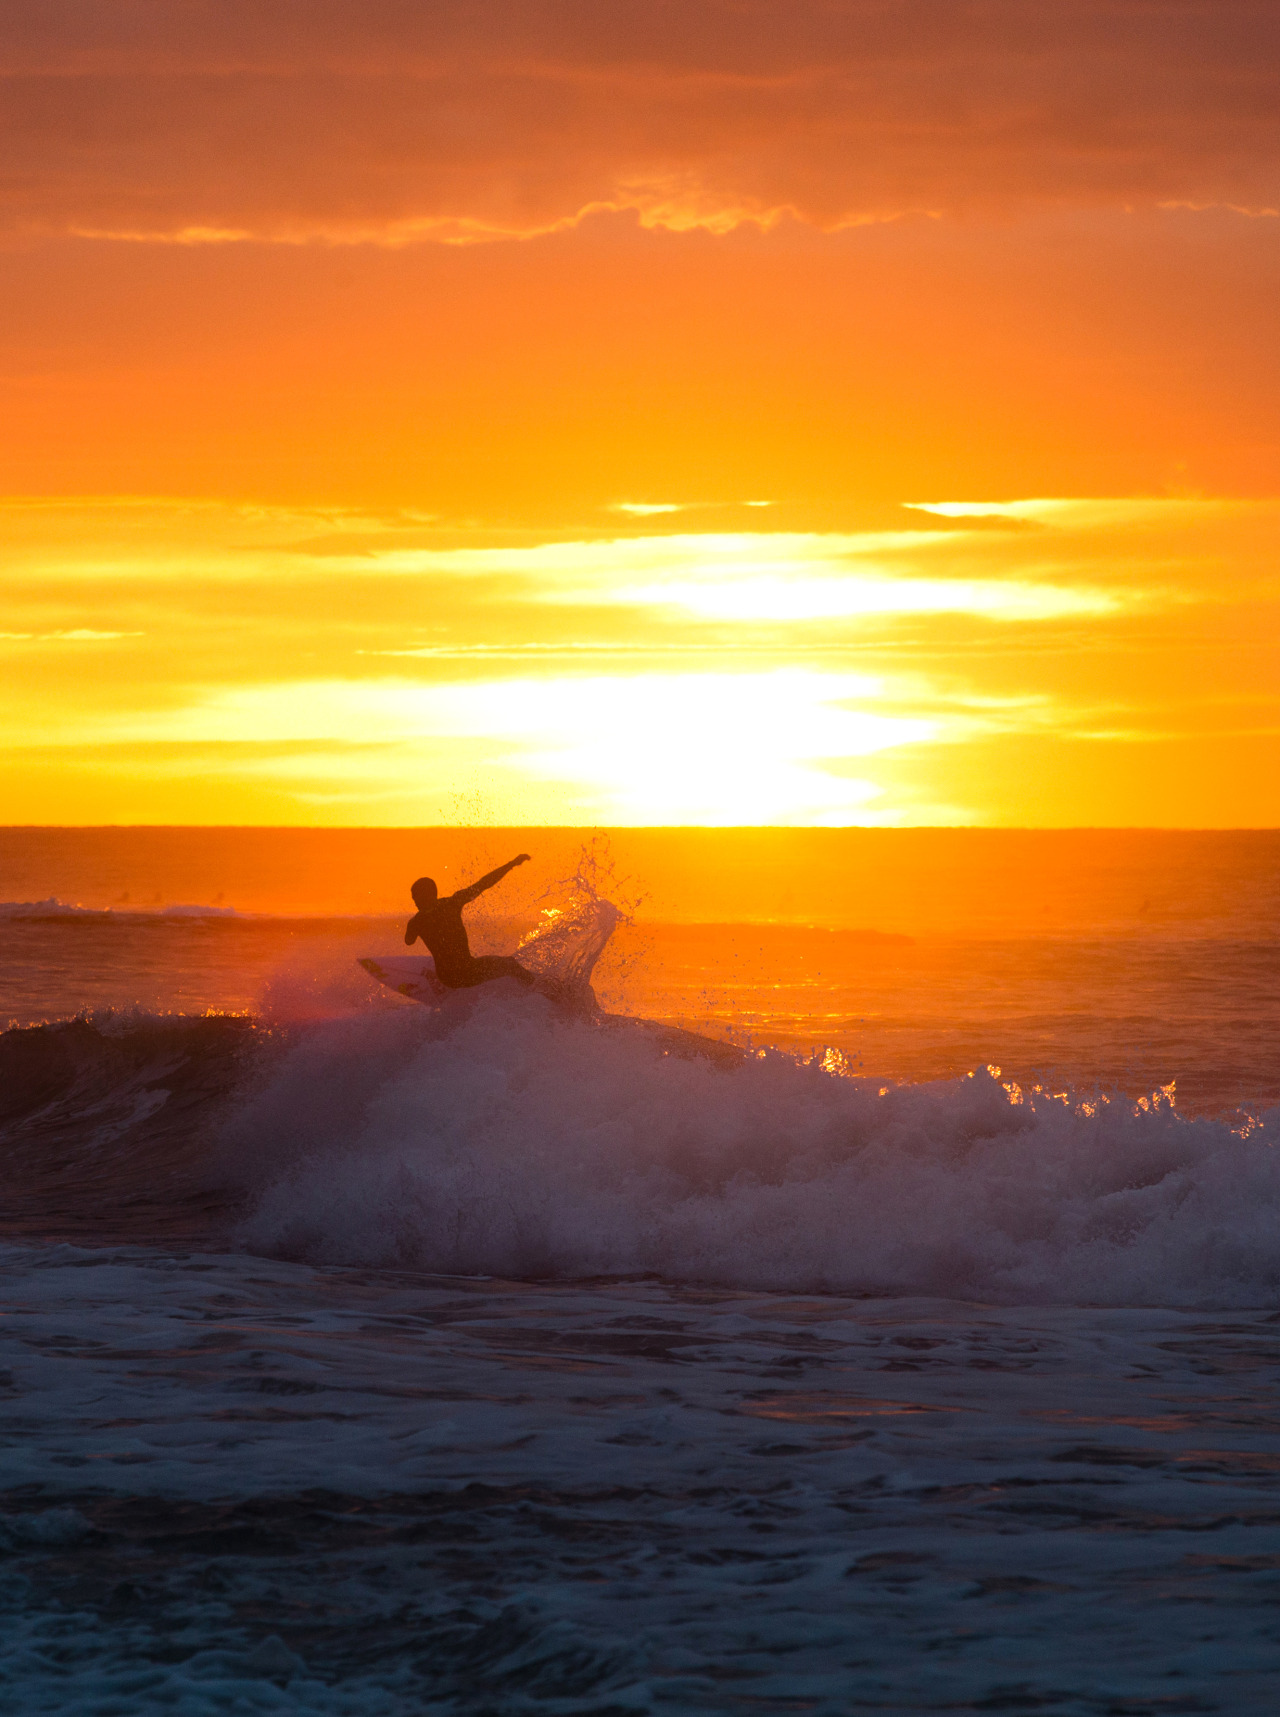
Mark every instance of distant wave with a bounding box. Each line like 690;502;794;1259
0;897;108;919
0;899;406;923
160;903;244;918
0;897;245;920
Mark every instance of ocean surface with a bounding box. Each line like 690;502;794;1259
2;828;1280;1713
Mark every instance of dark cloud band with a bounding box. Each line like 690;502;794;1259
2;2;1278;241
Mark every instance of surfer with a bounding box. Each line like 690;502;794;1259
404;854;538;990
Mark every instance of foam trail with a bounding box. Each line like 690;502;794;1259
230;990;1280;1308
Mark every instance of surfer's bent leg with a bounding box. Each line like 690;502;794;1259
461;955;537;988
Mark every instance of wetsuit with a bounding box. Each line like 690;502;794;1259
405;886;535;989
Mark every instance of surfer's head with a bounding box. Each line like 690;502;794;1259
410;876;438;908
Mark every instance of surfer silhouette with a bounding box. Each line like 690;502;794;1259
404;854;537;990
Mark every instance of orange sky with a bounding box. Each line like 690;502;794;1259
2;2;1279;826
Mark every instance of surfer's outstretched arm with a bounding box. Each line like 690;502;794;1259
456;853;530;904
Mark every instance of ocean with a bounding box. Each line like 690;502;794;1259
2;827;1279;1713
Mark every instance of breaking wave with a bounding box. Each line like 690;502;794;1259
5;877;1278;1306
228;987;1280;1309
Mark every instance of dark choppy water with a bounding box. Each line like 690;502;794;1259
6;1246;1280;1714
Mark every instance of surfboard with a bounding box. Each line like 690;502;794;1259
357;955;744;1069
357;954;589;1013
357;954;448;1005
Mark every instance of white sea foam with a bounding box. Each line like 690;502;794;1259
231;986;1280;1308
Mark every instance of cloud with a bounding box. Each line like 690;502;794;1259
0;627;143;642
35;668;956;824
288;524;1143;623
589;575;1121;624
1157;200;1280;219
3;3;1279;243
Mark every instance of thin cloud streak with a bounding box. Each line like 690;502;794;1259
575;576;1123;625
